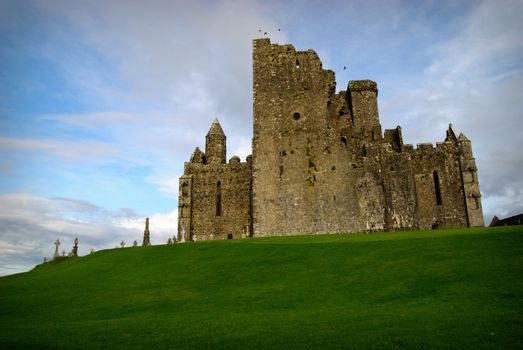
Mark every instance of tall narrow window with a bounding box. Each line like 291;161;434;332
216;181;222;216
433;171;442;206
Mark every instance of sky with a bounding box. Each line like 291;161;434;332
1;0;522;275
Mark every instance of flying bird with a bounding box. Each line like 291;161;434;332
264;32;268;35
278;28;281;31
343;66;347;70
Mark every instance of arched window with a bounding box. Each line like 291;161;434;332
433;171;442;206
216;181;222;216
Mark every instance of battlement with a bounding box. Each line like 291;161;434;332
179;39;484;242
348;80;378;94
416;143;434;152
252;38;323;68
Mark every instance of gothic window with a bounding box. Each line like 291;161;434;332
433;171;442;206
216;181;222;216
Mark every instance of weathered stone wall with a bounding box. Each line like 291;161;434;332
177;121;252;241
251;38;483;236
178;38;484;241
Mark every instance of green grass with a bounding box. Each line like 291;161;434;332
0;226;522;349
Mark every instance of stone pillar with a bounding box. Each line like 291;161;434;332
142;218;151;246
178;175;193;242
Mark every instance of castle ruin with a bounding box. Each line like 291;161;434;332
178;39;484;241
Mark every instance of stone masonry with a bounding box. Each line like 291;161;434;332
178;39;484;241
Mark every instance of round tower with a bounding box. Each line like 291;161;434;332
205;118;226;164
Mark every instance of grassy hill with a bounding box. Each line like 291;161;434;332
0;226;522;349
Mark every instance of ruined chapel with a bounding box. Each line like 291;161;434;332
177;39;484;241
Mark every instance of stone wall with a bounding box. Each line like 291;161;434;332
251;38;483;237
178;38;484;241
178;121;252;241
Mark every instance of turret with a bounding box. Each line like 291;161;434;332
348;80;382;141
457;132;484;227
457;132;472;158
205;118;226;164
190;147;206;164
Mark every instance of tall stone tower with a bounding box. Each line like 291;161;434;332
348;80;382;141
178;38;484;241
142;218;150;246
251;38;389;236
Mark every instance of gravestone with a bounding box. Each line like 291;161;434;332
71;238;78;257
53;239;61;258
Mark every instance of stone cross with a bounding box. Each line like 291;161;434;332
53;239;61;258
120;241;125;248
71;237;79;257
132;240;137;247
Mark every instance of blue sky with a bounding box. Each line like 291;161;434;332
1;0;522;275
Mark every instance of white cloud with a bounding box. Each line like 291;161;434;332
43;111;140;131
229;135;252;161
0;193;176;275
116;209;178;245
38;0;286;129
147;175;181;199
0;136;118;161
380;0;523;223
426;0;523;82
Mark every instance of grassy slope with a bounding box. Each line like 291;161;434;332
0;226;522;349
